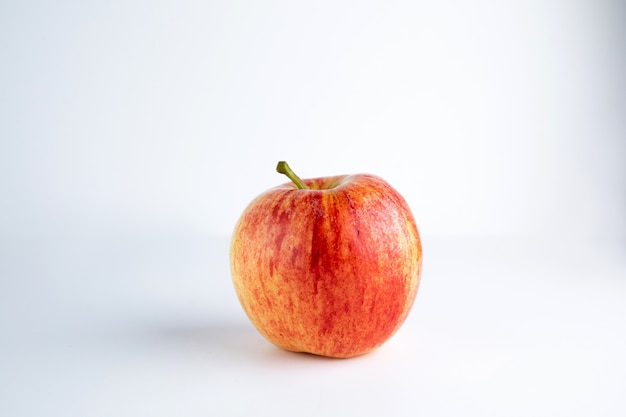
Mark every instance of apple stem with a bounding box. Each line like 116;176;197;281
276;161;308;190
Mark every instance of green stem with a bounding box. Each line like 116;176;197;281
276;161;308;190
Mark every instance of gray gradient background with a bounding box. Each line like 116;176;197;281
1;0;625;239
1;1;625;416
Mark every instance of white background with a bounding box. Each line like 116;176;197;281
1;1;625;416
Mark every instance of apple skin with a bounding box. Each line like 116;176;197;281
230;173;422;358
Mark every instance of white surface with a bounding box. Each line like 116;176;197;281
1;234;625;416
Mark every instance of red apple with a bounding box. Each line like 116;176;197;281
230;161;422;358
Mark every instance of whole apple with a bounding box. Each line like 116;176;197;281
230;161;422;358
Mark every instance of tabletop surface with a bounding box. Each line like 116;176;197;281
1;234;625;416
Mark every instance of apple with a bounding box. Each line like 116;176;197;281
230;161;422;358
